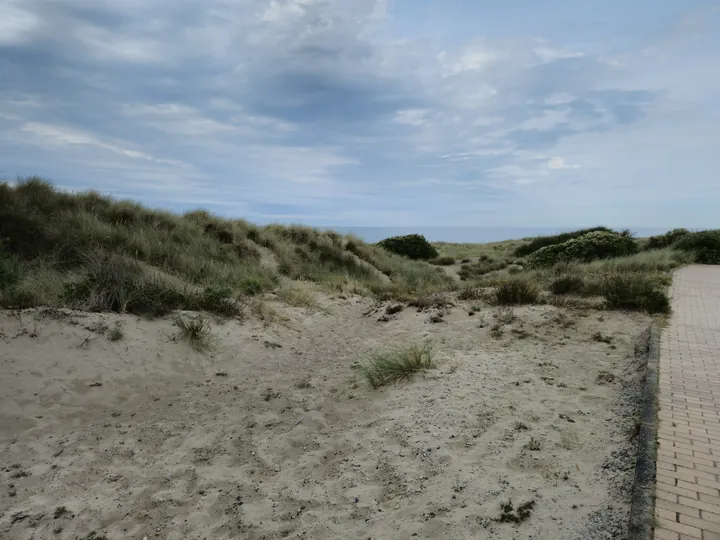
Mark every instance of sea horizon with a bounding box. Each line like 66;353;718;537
321;226;678;244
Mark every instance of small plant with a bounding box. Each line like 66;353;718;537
295;378;312;389
497;499;536;523
108;324;124;342
493;307;517;325
175;314;212;351
524;436;542;451
507;264;523;274
560;430;579;450
489;278;540;306
591;332;612;343
386;303;404;315
596;371;616;385
489;323;504;339
458;287;484;301
263;388;280;401
514;421;530;431
358;342;436;389
549;274;585;295
429;256;456;266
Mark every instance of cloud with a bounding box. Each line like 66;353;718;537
0;0;718;228
547;157;579;170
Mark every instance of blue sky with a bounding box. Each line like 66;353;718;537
1;0;719;228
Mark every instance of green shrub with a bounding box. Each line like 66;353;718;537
528;231;638;267
597;273;670;314
515;227;612;257
644;228;690;250
429;256;456;266
458;259;507;280
377;234;439;260
550;274;585;295
674;230;720;264
489;278;540;306
507;264;524;274
357;342;435;388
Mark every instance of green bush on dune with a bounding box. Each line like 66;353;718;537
514;226;612;257
377;234;439;260
674;230;720;264
528;231;638;267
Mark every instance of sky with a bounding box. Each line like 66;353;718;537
1;0;719;230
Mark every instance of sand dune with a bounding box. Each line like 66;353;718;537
1;296;650;539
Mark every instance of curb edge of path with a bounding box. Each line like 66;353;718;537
628;322;661;540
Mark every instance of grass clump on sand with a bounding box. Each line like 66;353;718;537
175;314;212;351
489;277;540;306
357;342;436;389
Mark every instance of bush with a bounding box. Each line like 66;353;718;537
458;259;507;280
507;264;523;274
644;228;690;250
515;226;612;257
550;274;585;295
528;231;638;267
377;234;439;260
597;273;671;314
429;256;456;266
674;230;720;264
489;278;540;306
357;342;435;388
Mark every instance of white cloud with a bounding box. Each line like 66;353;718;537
0;3;41;45
533;46;585;62
547;157;580;170
544;93;575;105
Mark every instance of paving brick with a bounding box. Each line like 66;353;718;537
653;266;720;537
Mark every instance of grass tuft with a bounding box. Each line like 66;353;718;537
489;278;540;306
175;314;212;351
357;342;435;389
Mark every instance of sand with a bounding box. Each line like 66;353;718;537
0;295;651;539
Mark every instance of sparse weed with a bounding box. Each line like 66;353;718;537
560;430;579;450
493;307;517;325
524;436;542;451
108;324;124;342
490;324;504;339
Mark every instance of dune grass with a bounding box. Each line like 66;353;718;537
357;342;436;388
0;178;712;318
0;178;455;313
175;314;213;351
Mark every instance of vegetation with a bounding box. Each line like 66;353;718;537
674;230;720;264
175;314;212;351
514;226;612;257
429;256;456;266
1;178;716;319
357;342;436;388
0;178;453;313
377;234;438;260
527;230;637;267
489;277;540;306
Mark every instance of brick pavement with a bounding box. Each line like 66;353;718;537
655;266;720;540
